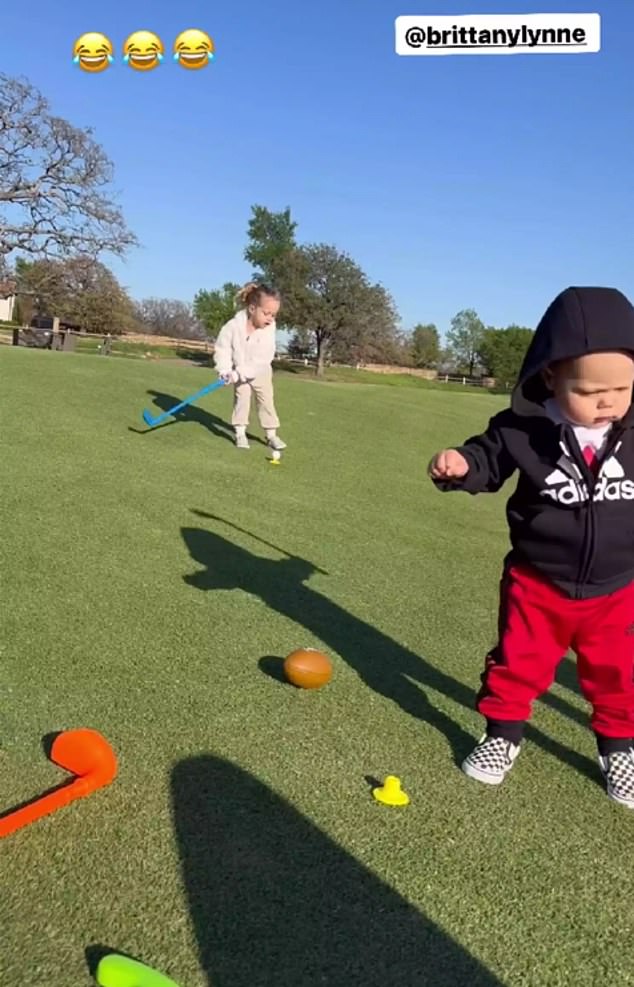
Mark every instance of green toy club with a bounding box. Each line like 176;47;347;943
96;953;181;987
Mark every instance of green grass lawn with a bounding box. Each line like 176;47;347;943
0;348;631;987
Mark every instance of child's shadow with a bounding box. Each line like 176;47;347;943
181;512;601;786
132;390;265;445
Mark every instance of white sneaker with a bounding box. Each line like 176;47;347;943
267;435;286;451
462;734;521;785
235;433;250;449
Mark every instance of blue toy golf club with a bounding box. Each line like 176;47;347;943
142;377;226;427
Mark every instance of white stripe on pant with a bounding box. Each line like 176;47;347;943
231;371;280;430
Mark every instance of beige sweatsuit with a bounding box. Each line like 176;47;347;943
213;308;280;429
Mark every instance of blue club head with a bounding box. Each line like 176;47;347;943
142;409;156;426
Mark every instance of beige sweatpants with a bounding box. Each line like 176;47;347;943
231;371;280;430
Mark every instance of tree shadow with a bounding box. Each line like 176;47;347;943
181;513;601;787
273;359;303;374
171;754;505;987
174;347;212;366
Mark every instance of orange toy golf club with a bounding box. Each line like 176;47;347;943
0;728;117;839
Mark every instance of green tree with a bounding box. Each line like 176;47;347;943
13;255;138;333
287;328;314;360
193;283;241;338
478;324;534;388
411;323;440;368
13;256;64;316
330;282;400;366
390;330;415;368
446;308;486;376
279;244;398;376
244;204;297;281
244;205;298;331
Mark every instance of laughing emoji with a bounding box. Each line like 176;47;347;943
73;33;114;73
173;29;215;69
123;31;164;71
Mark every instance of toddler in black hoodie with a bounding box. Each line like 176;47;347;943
429;286;634;808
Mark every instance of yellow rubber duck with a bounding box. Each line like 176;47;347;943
372;775;409;806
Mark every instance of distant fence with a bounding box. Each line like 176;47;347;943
119;331;212;352
0;325;505;386
432;373;500;388
361;363;437;379
0;324;214;358
361;363;497;387
0;325;113;352
281;357;499;388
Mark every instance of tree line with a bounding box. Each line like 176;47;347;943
0;71;533;382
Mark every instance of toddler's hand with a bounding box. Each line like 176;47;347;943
428;449;469;479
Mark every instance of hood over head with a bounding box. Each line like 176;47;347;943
512;286;634;415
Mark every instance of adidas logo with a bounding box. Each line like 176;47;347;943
541;455;634;504
600;456;625;479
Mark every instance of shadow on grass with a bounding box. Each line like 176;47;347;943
183;521;475;763
258;655;287;683
174;347;212;366
555;655;580;693
0;732;74;823
42;730;59;759
171;754;504;987
85;945;140;980
542;656;587;729
272;359;304;374
134;390;266;446
181;513;601;787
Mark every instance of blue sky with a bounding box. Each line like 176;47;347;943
2;0;633;337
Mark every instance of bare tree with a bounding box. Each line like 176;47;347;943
136;297;207;340
0;73;137;261
0;253;15;296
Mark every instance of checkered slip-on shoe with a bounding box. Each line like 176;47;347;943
598;747;634;809
462;735;521;785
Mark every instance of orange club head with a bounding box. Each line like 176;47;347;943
51;728;118;788
0;728;117;839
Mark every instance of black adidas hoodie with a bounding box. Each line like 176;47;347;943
434;286;634;599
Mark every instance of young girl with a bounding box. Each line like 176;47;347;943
213;282;286;450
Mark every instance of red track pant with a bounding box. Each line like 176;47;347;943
478;565;634;738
